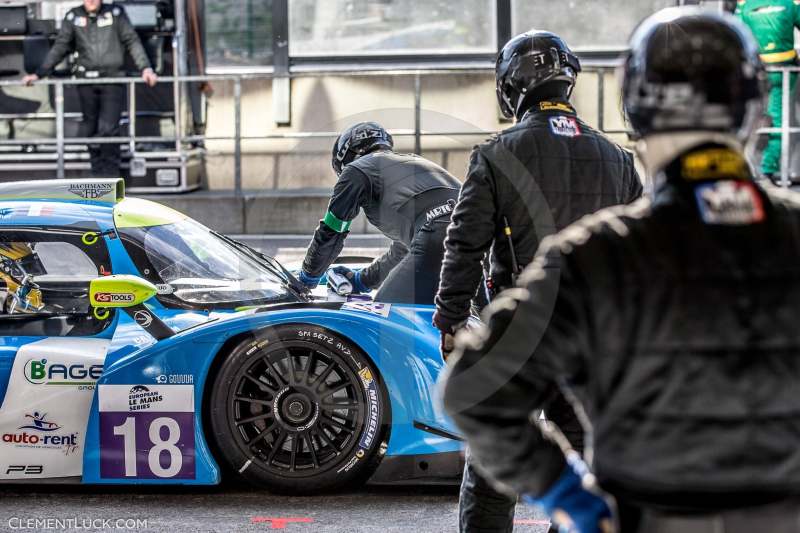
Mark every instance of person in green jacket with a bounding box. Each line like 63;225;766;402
736;0;800;179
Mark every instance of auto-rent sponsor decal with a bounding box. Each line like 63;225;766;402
2;412;79;454
99;385;196;479
0;338;109;479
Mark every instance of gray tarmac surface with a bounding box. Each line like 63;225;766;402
0;482;552;532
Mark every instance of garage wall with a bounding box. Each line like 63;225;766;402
202;69;634;191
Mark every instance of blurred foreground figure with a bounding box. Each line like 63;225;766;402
445;8;800;533
435;30;641;533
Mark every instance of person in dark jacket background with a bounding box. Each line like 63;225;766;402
22;0;157;177
444;8;800;533
299;121;460;304
433;30;641;533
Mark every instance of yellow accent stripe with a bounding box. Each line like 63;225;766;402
760;50;797;63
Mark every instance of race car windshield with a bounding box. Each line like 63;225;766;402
120;218;290;306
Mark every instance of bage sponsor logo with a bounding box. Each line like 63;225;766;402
68;182;115;200
24;358;103;388
128;385;164;411
549;116;581;137
94;292;135;304
3;413;78;452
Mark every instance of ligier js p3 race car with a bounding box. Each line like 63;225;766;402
0;179;462;492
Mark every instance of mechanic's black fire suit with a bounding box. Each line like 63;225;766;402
35;4;152;178
36;4;151;79
444;144;800;531
302;150;461;304
436;97;641;533
436;99;642;324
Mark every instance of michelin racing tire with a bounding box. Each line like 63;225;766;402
210;324;390;493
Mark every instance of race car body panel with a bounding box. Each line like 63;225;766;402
79;303;459;485
0;179;463;487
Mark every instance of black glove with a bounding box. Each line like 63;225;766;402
432;310;467;361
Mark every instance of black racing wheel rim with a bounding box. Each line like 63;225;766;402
228;340;368;478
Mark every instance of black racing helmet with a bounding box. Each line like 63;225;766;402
496;30;582;120
622;7;765;139
331;121;394;176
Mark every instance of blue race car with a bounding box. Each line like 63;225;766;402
0;179;462;492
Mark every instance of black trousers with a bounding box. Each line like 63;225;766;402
460;393;583;533
460;450;519;533
374;218;449;305
77;84;124;177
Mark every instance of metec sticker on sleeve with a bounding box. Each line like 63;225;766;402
98;385;195;479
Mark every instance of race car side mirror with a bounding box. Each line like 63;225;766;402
89;275;157;308
89;275;174;340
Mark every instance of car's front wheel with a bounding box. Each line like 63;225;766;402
209;324;390;493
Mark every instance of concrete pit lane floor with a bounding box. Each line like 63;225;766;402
0;482;553;532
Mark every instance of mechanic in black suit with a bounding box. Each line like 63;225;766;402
22;0;157;178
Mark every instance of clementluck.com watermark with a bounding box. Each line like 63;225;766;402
7;517;148;530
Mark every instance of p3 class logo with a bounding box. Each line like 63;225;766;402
94;292;134;304
5;465;43;475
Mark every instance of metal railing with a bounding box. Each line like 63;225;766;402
0;64;794;192
761;65;800;188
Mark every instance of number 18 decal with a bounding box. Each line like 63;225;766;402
98;385;195;480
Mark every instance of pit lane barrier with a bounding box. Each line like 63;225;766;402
0;62;795;191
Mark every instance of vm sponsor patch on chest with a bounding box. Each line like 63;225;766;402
549;115;581;138
694;180;765;225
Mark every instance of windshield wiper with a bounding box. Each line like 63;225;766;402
210;231;309;299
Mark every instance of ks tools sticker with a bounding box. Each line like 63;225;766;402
694;180;765;225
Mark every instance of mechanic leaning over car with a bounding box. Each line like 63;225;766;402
298;122;461;304
22;0;157;178
433;30;642;533
444;7;800;533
